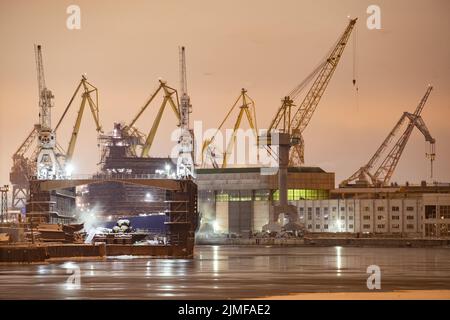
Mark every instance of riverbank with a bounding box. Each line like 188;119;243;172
196;237;450;248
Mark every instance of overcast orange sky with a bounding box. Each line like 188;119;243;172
0;0;449;186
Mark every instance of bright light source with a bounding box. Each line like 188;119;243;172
165;164;171;172
212;220;219;232
65;163;74;176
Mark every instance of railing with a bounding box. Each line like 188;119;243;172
31;173;176;181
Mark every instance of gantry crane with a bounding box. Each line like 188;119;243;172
121;80;181;158
176;46;195;178
201;88;257;168
54;75;103;173
268;18;357;166
340;85;435;187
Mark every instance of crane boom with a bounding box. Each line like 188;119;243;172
341;86;435;187
373;86;434;185
292;20;357;133
201;89;257;169
13;125;40;158
176;46;195;178
55;76;102;167
34;44;64;179
268;18;357;166
35;44;54;130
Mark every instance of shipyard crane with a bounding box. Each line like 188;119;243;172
267;18;357;166
53;75;103;174
122;80;181;158
340;85;435;187
34;44;64;180
201;88;257;168
9;124;40;208
176;46;195;178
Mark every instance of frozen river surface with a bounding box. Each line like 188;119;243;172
1;245;450;299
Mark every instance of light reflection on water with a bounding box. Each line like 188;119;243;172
0;246;450;299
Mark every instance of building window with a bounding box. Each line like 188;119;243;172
363;215;371;220
377;206;385;212
439;206;450;219
392;206;400;212
392;215;400;220
324;215;329;220
299;207;304;213
406;224;414;230
341;223;346;229
324;224;328;229
392;224;400;229
273;189;329;201
340;207;345;211
215;192;229;202
315;224;321;229
406;206;415;211
377;224;385;229
363;224;371;229
316;207;320;214
332;207;337;212
348;216;354;220
307;213;312;220
406;215;414;220
377;215;384;220
364;206;370;212
308;224;312;229
307;207;312;214
340;216;346;220
425;205;437;219
348;224;354;229
348;206;353;212
324;207;329;213
254;190;270;201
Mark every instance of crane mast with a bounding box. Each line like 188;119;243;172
176;46;195;178
269;18;357;166
34;44;64;180
341;86;435;187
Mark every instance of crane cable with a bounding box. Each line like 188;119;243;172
352;23;359;112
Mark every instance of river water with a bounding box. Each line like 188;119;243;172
1;245;450;299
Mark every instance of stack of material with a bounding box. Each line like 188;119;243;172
25;223;85;243
0;233;10;244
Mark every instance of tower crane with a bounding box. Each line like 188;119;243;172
176;46;195;178
259;18;357;231
121;80;181;158
340;85;435;187
34;44;64;180
54;75;103;174
267;18;357;166
201;88;257;169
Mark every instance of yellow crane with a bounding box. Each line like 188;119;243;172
55;75;103;171
268;18;357;166
122;80;181;158
201;88;257;168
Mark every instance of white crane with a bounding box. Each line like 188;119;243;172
34;44;64;180
176;46;195;178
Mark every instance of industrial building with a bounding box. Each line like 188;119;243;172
197;168;450;237
196;167;334;234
